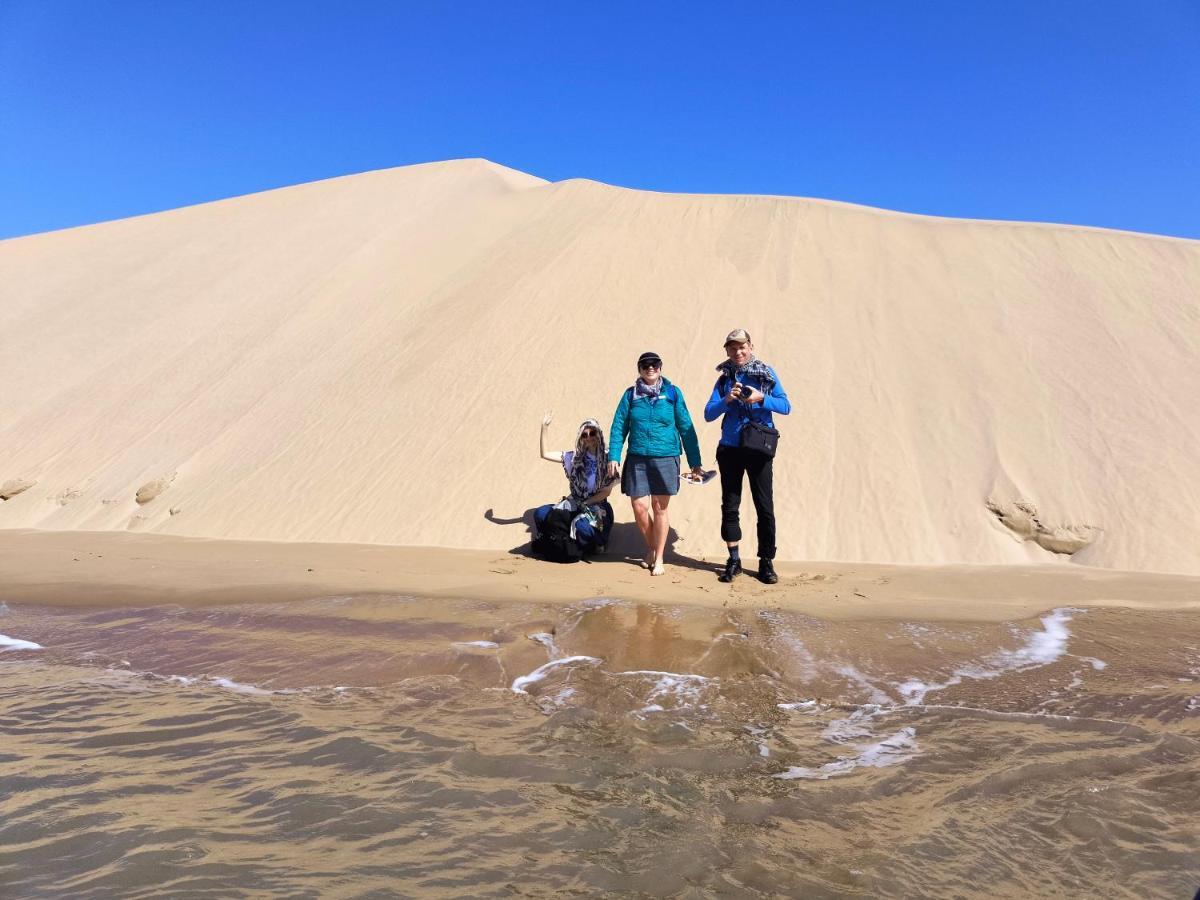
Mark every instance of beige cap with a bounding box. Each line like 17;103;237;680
723;328;751;347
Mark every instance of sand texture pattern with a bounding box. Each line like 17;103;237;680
2;159;1199;573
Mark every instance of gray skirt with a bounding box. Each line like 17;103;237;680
621;454;680;497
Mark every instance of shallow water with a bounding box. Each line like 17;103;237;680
1;595;1198;898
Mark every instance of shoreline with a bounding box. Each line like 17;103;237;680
2;529;1199;623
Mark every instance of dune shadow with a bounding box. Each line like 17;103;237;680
483;505;714;572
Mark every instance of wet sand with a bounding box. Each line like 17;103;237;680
3;529;1199;896
2;591;1198;897
2;529;1199;622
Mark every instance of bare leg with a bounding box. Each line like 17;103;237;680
630;495;655;566
650;495;670;575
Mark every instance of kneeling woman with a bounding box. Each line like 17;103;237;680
534;414;616;552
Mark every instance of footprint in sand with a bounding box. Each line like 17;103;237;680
135;473;176;505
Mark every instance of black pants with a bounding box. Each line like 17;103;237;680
716;444;776;559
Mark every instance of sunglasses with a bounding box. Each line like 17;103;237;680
581;429;599;438
638;361;662;370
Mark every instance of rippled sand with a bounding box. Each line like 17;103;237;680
2;595;1198;898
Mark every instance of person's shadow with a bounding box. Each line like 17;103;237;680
483;507;714;572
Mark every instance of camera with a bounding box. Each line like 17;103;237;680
736;383;752;399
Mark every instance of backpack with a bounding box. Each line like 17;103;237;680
532;506;585;563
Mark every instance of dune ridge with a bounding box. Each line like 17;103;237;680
2;158;1199;574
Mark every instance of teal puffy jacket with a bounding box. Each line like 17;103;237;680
607;378;703;467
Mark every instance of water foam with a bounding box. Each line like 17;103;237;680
577;597;623;609
0;633;43;652
527;632;562;658
511;656;601;694
453;640;500;650
775;727;919;780
162;673;284;695
616;670;712;714
775;610;1085;782
894;607;1082;705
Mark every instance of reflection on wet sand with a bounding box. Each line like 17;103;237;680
1;595;1198;897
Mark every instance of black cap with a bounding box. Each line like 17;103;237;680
637;351;663;368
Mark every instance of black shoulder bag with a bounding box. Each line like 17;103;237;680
731;377;779;457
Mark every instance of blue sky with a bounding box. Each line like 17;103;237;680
2;1;1198;240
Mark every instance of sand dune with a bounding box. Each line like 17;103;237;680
2;158;1199;574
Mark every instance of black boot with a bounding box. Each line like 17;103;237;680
718;557;742;583
758;558;778;585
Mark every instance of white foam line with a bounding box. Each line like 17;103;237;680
895;607;1083;705
897;702;1144;733
0;633;43;651
511;655;601;694
163;673;285;696
577;597;623;609
453;640;500;650
775;727;918;780
527;632;562;659
834;664;893;706
209;677;277;696
777;700;820;712
616;669;711;680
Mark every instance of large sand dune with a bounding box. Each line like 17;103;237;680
2;159;1199;574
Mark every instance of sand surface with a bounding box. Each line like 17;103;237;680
2;159;1199;574
2;529;1198;623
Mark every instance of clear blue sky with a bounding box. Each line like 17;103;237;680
2;1;1198;240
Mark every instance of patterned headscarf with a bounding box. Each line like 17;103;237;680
567;419;613;502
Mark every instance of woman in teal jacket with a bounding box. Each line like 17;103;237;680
607;351;705;576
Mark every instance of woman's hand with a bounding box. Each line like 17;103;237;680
541;410;554;428
606;461;619;479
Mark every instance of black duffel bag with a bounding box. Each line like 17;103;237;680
740;420;780;457
532;505;585;563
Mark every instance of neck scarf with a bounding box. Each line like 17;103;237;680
633;377;664;402
715;354;776;396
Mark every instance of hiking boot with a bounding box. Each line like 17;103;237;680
758;559;778;585
718;557;742;583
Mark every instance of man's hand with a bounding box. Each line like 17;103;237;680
744;388;765;404
690;465;705;479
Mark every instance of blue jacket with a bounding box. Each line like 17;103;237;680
608;378;703;467
703;365;791;448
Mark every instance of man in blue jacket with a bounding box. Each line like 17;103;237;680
703;329;791;584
